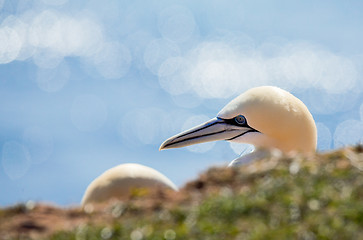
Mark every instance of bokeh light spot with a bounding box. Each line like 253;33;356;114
2;141;31;180
157;39;361;104
303;88;359;115
164;229;176;240
125;30;154;66
100;227;113;239
36;60;70;92
17;10;106;68
91;42;132;79
0;26;22;64
171;92;202;109
41;0;68;6
32;49;64;69
118;108;167;146
29;10;59;48
159;109;193;140
158;57;192;95
130;229;143;240
334;119;363;148
2;15;34;61
158;5;196;43
187;42;253;99
316;122;332;151
144;38;181;75
22;126;54;164
191;59;241;99
70;94;108;132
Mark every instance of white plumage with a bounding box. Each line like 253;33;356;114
160;86;317;165
81;163;177;206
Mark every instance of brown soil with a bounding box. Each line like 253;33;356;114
1;147;361;239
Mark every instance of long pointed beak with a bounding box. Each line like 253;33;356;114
159;117;255;150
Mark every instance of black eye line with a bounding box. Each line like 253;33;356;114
217;115;261;142
217;116;248;127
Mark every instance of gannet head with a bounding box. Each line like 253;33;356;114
160;86;317;154
81;163;177;206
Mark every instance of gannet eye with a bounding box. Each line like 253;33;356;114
234;115;246;125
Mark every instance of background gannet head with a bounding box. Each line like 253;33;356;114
81;163;177;206
160;86;317;154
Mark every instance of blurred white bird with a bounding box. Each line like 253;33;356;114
81;163;177;206
160;86;317;166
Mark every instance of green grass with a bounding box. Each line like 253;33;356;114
3;147;363;240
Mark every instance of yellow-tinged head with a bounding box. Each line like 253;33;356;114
160;86;317;154
81;163;177;206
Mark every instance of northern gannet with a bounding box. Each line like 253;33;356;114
81;163;177;206
160;86;317;166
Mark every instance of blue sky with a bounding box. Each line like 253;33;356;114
1;0;363;206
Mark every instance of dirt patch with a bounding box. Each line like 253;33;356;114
1;147;362;239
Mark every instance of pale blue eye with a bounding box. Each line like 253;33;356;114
234;115;246;125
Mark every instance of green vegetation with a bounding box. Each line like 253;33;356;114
2;146;363;239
